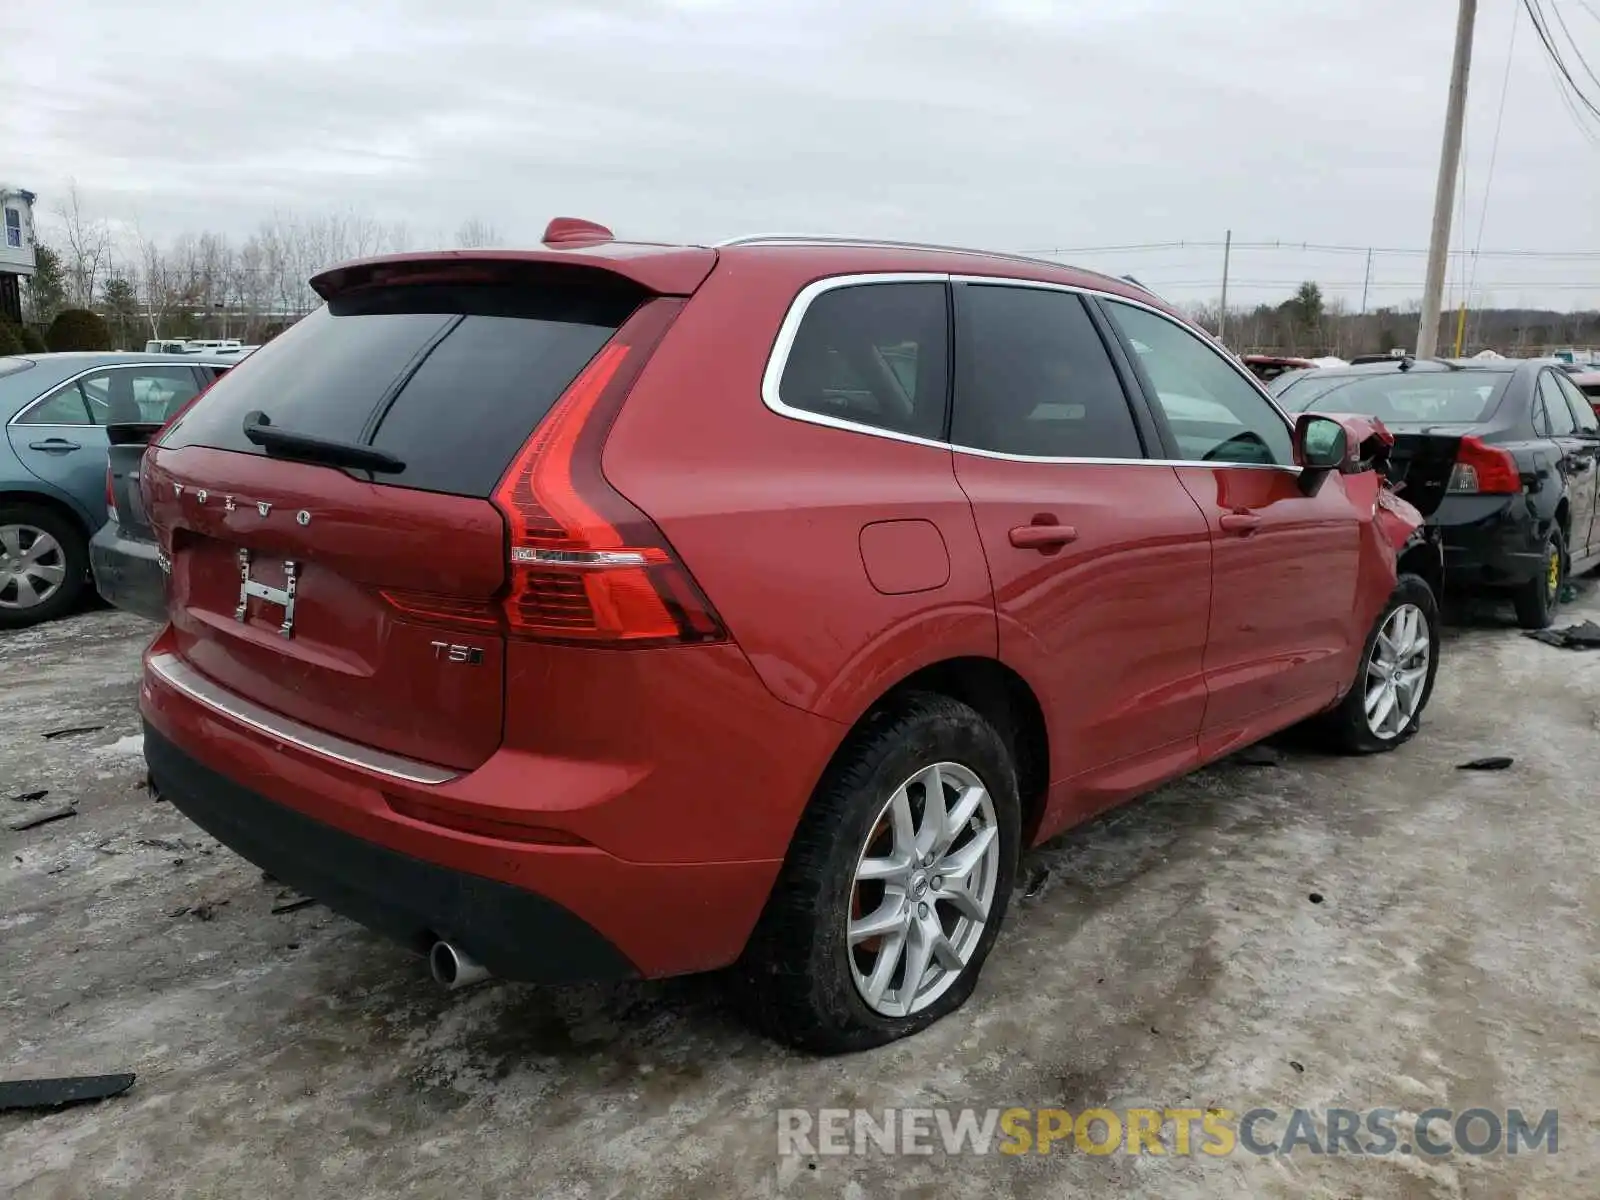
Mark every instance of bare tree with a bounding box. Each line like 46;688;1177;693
454;218;501;249
134;226;194;340
56;181;113;309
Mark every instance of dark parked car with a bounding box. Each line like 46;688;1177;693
91;361;241;622
1276;357;1600;628
139;223;1439;1053
0;352;235;627
1572;371;1600;413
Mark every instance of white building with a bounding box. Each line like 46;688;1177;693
1;185;38;326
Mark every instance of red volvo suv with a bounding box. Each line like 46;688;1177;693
139;222;1442;1053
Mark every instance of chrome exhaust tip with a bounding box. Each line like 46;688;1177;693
428;940;491;990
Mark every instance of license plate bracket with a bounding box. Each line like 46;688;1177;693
235;548;299;638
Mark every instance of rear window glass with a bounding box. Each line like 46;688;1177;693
1276;370;1509;425
778;282;948;441
161;281;640;497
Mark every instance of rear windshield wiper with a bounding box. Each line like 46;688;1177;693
242;412;405;474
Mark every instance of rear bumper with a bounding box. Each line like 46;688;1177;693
139;632;842;981
145;725;638;982
1432;495;1545;588
89;521;167;623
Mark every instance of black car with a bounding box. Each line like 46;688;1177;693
1275;357;1600;628
91;359;238;621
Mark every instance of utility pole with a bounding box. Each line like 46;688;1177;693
1360;248;1373;317
1417;0;1477;359
1217;229;1232;344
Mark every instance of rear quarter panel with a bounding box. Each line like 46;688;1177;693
601;259;998;730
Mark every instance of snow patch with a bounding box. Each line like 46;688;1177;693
99;733;146;758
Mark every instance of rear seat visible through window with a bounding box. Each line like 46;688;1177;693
776;282;948;441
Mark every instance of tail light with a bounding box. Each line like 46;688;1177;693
1447;436;1520;495
106;465;117;523
491;298;725;646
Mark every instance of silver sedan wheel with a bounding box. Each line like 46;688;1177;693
847;761;1001;1018
0;524;68;611
1365;603;1431;739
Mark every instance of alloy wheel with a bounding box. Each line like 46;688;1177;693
0;524;68;611
1364;603;1431;740
847;761;1001;1018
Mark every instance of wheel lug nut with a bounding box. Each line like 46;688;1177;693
917;902;929;918
932;876;943;890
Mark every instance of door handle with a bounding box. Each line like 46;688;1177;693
1219;512;1263;535
28;439;81;453
1009;521;1079;551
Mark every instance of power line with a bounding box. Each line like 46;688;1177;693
1522;0;1600;130
1548;0;1600;96
1134;278;1599;290
1537;33;1600;146
1023;240;1600;259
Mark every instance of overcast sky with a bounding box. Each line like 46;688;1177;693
4;0;1599;308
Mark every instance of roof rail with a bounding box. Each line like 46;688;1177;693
1117;274;1163;300
713;233;1070;271
711;234;1159;300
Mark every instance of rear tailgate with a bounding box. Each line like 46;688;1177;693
143;257;700;772
106;433;158;539
108;409;202;541
1385;430;1468;518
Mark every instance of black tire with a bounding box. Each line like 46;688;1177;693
1511;527;1565;631
1321;573;1440;754
738;693;1021;1054
0;503;88;629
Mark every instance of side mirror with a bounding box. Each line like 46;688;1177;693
1292;413;1370;496
1295;414;1348;470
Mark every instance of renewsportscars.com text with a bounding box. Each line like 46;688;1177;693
777;1106;1559;1158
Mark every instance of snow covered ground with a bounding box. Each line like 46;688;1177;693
3;595;1599;1198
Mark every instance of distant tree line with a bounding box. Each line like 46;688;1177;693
1190;281;1600;359
14;184;501;350
11;190;1597;360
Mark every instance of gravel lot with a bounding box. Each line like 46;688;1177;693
4;592;1599;1199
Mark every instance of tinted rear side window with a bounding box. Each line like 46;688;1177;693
1555;373;1598;433
161;281;638;497
777;282;948;441
1539;372;1577;436
953;284;1143;459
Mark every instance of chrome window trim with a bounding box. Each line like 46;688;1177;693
8;361;204;428
758;271;1300;474
147;653;460;786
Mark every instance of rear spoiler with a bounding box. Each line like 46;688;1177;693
310;247;717;302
